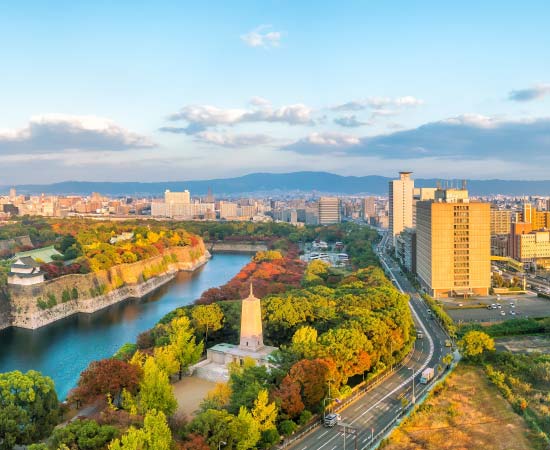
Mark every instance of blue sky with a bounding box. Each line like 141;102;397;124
1;0;550;183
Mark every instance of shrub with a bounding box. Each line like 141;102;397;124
278;419;298;436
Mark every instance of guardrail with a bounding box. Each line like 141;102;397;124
276;349;415;449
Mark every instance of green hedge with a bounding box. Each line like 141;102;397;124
422;294;457;337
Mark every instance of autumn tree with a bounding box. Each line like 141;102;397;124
271;375;304;419
0;370;60;449
191;304;224;343
70;359;141;406
289;358;338;410
153;345;180;377
458;331;495;361
108;409;172;450
200;382;232;412
167;316;204;379
231;406;261;450
136;357;177;416
251;389;277;432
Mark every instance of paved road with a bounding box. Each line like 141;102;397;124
287;237;451;450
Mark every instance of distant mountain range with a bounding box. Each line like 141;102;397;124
3;172;550;196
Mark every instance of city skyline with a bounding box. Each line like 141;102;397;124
1;1;550;183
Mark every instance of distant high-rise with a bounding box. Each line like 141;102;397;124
363;196;376;219
389;172;414;245
9;187;16;200
318;197;341;224
206;187;214;203
416;188;491;298
165;189;190;205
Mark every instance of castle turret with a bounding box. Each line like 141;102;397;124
239;284;264;352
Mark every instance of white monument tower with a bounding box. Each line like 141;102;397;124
239;284;264;352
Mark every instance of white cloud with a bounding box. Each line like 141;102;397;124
241;25;282;48
282;114;550;162
249;96;271;107
0;114;154;154
509;84;550;102
282;132;360;154
334;115;370;128
332;96;424;113
193;131;272;148
165;103;314;129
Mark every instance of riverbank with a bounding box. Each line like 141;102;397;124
0;253;251;400
1;244;210;331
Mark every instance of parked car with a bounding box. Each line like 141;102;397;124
500;311;506;316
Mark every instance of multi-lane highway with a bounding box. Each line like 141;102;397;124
286;235;452;450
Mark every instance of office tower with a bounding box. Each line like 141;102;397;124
389;172;414;245
9;187;16;200
318;197;341;224
416;188;490;298
413;187;436;226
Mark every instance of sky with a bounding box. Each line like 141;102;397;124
1;0;550;184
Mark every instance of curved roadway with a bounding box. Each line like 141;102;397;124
287;234;452;450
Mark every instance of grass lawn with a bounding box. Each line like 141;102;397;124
380;363;537;450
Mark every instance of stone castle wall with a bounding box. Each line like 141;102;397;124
2;240;210;330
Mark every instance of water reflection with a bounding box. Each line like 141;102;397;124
0;253;250;399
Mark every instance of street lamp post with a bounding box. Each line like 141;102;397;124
408;367;416;404
218;441;226;450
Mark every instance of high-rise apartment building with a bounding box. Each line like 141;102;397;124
165;189;190;205
363;197;376;219
389;172;414;245
490;208;512;235
416;188;490;298
318;197;341;224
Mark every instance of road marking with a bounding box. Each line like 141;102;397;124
317;434;339;450
318;430;329;439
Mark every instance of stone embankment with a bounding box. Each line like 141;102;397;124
1;241;210;331
208;241;267;253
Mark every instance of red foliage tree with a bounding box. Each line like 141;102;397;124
70;358;142;405
177;433;210;450
272;375;305;418
288;358;340;410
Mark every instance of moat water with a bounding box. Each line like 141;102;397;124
0;253;250;399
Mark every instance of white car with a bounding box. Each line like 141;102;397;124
500;311;506;316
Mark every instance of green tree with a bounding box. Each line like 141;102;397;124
458;331;495;361
191;304;224;343
137;357;177;416
251;389;277;432
0;370;60;449
108;409;171;450
51;419;118;450
189;409;234;449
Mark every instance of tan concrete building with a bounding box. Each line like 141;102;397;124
389;172;414;245
416;189;490;298
490;208;512;235
318;197;341;224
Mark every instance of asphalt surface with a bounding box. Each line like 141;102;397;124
287;238;451;450
445;295;550;323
